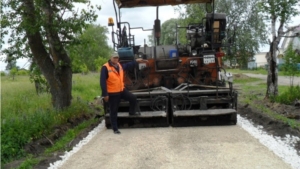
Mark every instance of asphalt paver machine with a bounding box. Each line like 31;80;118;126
104;0;238;128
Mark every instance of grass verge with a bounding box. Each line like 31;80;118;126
1;73;102;167
234;77;300;130
17;118;100;169
228;68;300;77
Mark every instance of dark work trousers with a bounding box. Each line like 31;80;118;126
108;89;137;131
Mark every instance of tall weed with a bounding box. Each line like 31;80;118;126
1;73;100;163
271;85;300;105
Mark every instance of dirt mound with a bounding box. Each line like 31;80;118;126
233;73;250;79
263;101;300;120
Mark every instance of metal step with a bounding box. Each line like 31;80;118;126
105;111;167;118
173;109;236;117
105;111;169;128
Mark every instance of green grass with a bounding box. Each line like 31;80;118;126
45;118;98;154
233;77;262;84
1;73;101;165
235;77;300;130
271;85;300;105
16;118;99;169
17;155;39;169
227;68;300;76
228;68;268;75
72;73;101;101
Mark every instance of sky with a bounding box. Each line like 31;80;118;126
0;0;300;71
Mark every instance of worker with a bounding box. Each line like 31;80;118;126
100;52;146;134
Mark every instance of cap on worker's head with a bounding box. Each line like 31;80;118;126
111;52;119;58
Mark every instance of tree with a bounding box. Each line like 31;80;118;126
175;4;206;45
258;0;300;97
10;67;18;80
160;19;179;45
173;0;267;68
147;34;154;46
1;0;100;109
5;58;17;70
29;60;50;95
214;0;268;68
282;44;300;86
67;24;112;72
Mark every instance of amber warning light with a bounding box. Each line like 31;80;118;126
108;17;114;26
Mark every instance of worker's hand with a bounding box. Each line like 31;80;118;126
103;96;109;102
136;58;148;63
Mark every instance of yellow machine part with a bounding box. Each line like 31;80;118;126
115;0;213;8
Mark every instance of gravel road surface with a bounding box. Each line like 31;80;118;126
54;73;300;169
59;125;291;169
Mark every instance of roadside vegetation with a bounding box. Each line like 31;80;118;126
233;76;300;130
227;67;300;77
1;73;103;168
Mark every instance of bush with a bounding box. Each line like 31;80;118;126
17;69;29;75
281;44;300;78
1;100;92;163
10;67;18;80
271;85;300;105
1;71;6;76
80;64;89;74
95;57;108;72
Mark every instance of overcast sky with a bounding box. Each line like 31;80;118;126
91;0;180;46
0;0;299;70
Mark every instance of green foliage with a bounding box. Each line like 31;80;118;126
160;19;179;45
1;98;92;163
237;79;300;130
270;85;300;105
1;71;6;76
1;0;101;109
215;0;268;67
171;0;268;68
80;64;89;74
5;58;18;70
94;57;108;72
1;73;101;164
67;24;112;72
258;0;299;22
10;67;18;80
17;69;29;75
1;0;101;61
17;155;39;169
72;73;101;101
45;119;97;154
16;118;99;169
29;63;50;94
174;4;206;45
258;0;299;97
281;44;300;84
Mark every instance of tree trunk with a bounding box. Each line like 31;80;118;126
266;41;278;97
22;0;72;109
266;16;279;98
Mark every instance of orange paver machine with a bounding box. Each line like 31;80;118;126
104;0;237;128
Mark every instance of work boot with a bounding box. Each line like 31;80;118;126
129;101;141;116
114;130;121;134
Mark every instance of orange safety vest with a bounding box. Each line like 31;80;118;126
103;62;124;93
